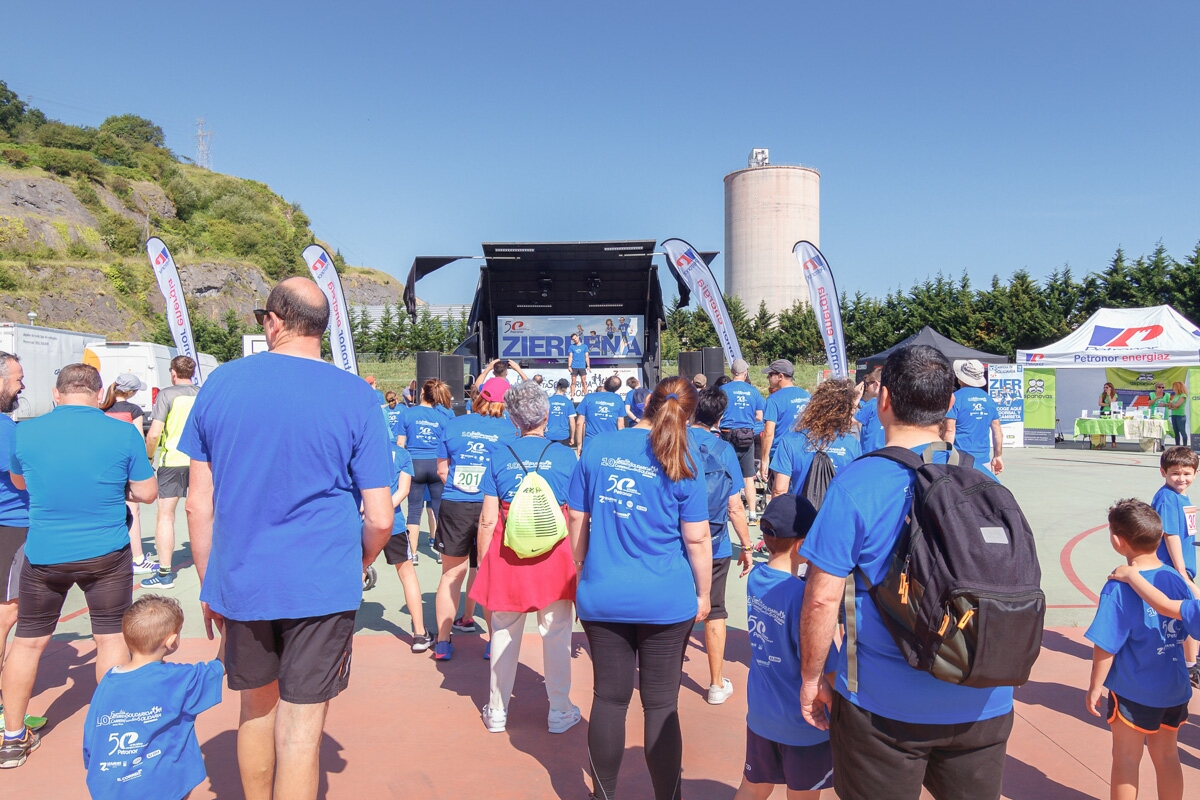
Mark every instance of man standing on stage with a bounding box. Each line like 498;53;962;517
567;332;590;399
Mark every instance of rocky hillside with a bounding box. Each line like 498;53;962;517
0;84;402;339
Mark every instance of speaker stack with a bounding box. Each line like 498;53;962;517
677;351;703;381
701;347;725;388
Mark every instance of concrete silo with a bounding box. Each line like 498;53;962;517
723;150;820;316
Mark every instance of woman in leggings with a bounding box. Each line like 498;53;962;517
397;379;451;556
567;376;713;800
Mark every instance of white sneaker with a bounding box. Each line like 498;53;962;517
548;703;581;734
481;704;506;733
707;678;734;705
132;557;159;575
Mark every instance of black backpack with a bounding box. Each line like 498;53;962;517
799;449;837;510
844;442;1045;691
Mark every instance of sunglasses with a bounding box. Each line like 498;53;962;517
253;309;277;326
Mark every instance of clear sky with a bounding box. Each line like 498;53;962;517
3;2;1197;306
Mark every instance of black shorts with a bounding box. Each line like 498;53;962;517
721;430;757;479
1107;692;1188;734
16;545;133;638
224;610;356;704
436;499;483;559
570;367;587;377
157;465;190;498
0;525;27;602
709;557;731;621
743;728;834;792
383;531;413;565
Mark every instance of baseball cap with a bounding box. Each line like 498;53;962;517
479;377;509;403
762;359;795;378
759;495;818;540
555;378;570;390
114;373;147;392
692;374;708;388
731;358;748;375
953;359;986;388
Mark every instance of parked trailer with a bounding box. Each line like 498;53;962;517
83;342;219;416
0;323;105;419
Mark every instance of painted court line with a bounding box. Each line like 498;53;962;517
1058;524;1107;607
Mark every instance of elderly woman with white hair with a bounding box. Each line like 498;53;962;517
469;380;581;735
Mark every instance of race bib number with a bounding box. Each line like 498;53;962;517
453;465;486;493
1186;506;1196;538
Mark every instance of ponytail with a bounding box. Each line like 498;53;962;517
100;382;118;411
421;378;449;407
643;376;698;481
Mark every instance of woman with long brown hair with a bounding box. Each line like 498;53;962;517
567;375;712;800
1169;380;1188;446
770;378;862;499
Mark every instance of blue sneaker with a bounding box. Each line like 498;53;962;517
141;572;174;589
434;641;453;661
483;642;491;660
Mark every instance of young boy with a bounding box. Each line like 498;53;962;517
1152;445;1199;683
1085;499;1191;800
83;595;224;800
736;494;834;800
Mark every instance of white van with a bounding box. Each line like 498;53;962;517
83;342;219;416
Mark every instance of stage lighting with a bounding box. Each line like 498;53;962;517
587;276;601;297
539;277;553;298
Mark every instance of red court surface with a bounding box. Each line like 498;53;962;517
3;626;1198;799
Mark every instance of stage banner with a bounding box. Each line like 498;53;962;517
302;244;357;374
533;365;643;402
145;237;201;383
498;315;644;360
1190;368;1200;447
661;239;742;366
1023;368;1056;447
988;363;1024;449
793;241;849;380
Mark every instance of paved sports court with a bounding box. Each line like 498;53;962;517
5;445;1199;798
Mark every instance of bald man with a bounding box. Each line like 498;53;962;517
181;278;394;800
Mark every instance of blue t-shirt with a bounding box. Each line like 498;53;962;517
437;413;517;503
483;436;578;505
1180;599;1200;639
567;428;708;624
399;405;448;459
764;386;811;456
770;431;862;495
946;387;999;467
624;389;640;420
385;405;405;439
83;660;224;800
0;415;29;527
799;443;1014;724
178;353;393;620
568;343;589;369
546;395;576;441
13;406;153;565
720;382;766;431
1085;566;1192;708
577;391;623;440
855;398;885;453
1153;485;1196;578
688;427;742;559
390;444;415;535
746;565;835;746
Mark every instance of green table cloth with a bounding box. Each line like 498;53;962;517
1073;418;1125;436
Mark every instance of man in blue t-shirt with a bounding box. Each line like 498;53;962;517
720;359;766;522
758;360;811;482
178;279;393;798
546;379;577;445
797;345;1015;800
573;375;624;451
943;359;1003;476
0;364;157;765
854;368;885;453
0;352;34;737
566;333;590;399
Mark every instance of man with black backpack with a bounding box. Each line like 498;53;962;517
797;345;1043;800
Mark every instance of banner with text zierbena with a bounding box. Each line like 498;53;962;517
498;316;644;360
988;364;1024;449
1023;368;1056;447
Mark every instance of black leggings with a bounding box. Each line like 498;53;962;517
1172;415;1187;446
406;458;444;526
582;619;692;800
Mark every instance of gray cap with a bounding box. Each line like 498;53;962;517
731;358;749;375
762;359;795;378
114;373;146;392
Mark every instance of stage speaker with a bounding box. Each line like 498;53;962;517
439;354;466;415
702;347;725;387
678;351;703;380
416;351;440;397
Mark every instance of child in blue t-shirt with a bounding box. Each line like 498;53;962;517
1152;446;1199;678
737;494;834;799
1085;499;1191;800
84;595;224;800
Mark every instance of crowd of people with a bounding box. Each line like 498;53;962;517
0;277;1194;800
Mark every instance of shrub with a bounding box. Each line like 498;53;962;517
99;213;142;257
66;240;93;259
41;148;104;179
1;148;29;167
71;178;102;211
109;175;131;197
91;132;137;167
35;121;97;151
100;114;165;149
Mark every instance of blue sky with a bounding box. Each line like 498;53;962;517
3;2;1198;306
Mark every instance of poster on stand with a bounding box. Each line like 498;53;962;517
1023;368;1056;447
988;364;1024;449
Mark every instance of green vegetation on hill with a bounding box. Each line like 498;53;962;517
0;79;321;278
